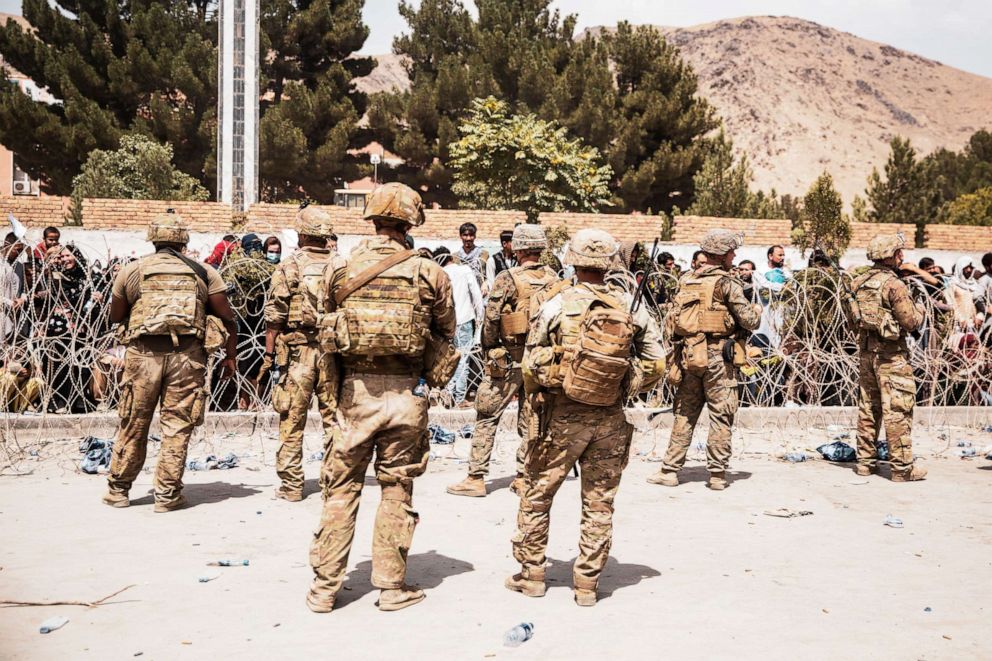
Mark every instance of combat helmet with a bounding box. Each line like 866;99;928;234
295;205;335;239
866;234;905;261
147;209;189;245
362;182;426;228
511;223;547;252
564;229;618;270
700;229;741;256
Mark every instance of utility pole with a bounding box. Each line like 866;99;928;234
217;0;259;212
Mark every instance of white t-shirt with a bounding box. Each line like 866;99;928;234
444;262;484;327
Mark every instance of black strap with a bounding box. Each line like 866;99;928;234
158;247;209;289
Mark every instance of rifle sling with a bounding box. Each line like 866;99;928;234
335;249;417;306
159;247;209;290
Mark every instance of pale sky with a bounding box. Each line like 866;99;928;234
1;0;989;77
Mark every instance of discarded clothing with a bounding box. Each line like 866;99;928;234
79;436;114;474
782;452;807;463
187;453;239;471
817;441;856;462
428;424;456;445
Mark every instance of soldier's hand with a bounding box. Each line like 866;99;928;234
258;353;273;378
220;357;237;380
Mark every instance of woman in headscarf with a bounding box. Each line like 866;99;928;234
945;255;983;332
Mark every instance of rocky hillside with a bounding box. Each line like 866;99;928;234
357;15;992;204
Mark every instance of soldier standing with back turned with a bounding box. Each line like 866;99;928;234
446;223;557;498
648;229;761;491
307;183;456;613
262;206;345;502
850;234;927;481
103;211;237;512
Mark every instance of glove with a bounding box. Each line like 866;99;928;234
258;353;274;378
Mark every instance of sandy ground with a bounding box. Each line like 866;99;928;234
2;427;991;660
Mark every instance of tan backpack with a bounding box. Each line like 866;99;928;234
852;270;901;341
285;252;326;330
499;267;558;346
561;289;635;407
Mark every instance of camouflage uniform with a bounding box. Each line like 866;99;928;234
511;229;665;606
265;207;343;501
105;212;229;511
308;183;456;613
448;224;557;497
853;234;926;480
653;230;761;489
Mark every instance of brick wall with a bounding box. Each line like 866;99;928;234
2;195;990;253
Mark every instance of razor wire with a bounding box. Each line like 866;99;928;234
3;238;992;460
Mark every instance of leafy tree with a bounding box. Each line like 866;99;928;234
940;187;992;226
448;97;612;221
866;137;928;245
258;0;372;201
792;172;849;258
686;131;786;219
70;134;209;223
0;0;217;195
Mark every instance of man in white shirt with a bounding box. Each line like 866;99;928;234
1;233;26;340
434;246;484;404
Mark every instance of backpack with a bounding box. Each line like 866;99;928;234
852;270;901;341
285;252;326;330
561;289;635;407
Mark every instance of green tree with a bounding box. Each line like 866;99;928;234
70;134;209;223
0;0;217;194
792;172;849;258
258;0;372;201
686;131;785;219
866;137;927;245
940;187;992;226
448;97;612;221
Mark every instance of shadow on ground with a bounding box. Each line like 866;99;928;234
335;550;475;607
130;481;263;508
545;556;661;600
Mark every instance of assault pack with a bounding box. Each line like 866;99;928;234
499;267;558;355
851;269;902;341
284;251;327;331
560;288;635;407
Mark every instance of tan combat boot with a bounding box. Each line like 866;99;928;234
446;476;487;497
274;488;303;502
707;472;728;491
854;464;878;477
505;569;547;597
574;588;597;607
891;465;928;482
153;495;189;513
306;582;336;613
646;470;679;486
377;585;426;611
102;491;129;508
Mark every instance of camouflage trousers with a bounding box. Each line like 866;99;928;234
513;396;633;590
310;373;430;598
0;370;43;413
856;350;916;472
468;369;530;478
663;346;736;474
108;340;206;506
273;341;338;497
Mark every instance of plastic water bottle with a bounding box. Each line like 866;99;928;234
956;441;972;447
271;366;281;383
503;622;534;647
783;452;806;462
208;559;250;567
957;447;977;457
413;377;428;398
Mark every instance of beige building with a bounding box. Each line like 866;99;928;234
0;13;49;198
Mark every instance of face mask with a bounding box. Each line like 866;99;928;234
265;252;281;264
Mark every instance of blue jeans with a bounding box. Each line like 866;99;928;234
448;321;475;404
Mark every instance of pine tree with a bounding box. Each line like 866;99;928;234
792;172;850;258
259;0;372;201
686;130;786;219
866;137;928;245
0;0;217;194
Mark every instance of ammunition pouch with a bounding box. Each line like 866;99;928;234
423;333;461;389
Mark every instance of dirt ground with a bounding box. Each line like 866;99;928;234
2;425;991;660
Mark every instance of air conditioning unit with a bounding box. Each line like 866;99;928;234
12;180;30;195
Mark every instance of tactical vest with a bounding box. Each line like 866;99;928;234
128;255;206;344
499;266;558;351
852;269;902;341
284;251;327;331
670;270;736;338
337;251;431;357
556;285;635;407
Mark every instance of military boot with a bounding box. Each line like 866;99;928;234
153;495;189;513
891;465;928;482
707;472;728;491
574;588;597;607
646;470;679;486
274;488;303;502
854;464;878;477
505;570;546;597
446;476;486;498
377;585;426;612
306;580;336;614
102;490;129;508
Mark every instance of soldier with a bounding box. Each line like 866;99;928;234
307;182;456;613
647;229;761;491
262;206;345;502
103;211;237;512
446;224;558;498
508;229;665;607
850;234;927;481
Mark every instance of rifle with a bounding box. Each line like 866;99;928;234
816;241;862;327
631;238;660;314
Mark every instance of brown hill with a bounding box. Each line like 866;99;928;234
357;15;992;204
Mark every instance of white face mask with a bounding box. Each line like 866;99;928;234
265;252;281;264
